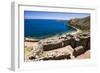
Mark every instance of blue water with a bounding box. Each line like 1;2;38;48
24;19;76;39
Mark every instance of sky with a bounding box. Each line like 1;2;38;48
24;11;90;20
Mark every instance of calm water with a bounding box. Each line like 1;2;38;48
24;19;75;39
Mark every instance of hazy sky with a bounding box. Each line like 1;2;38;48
24;11;90;20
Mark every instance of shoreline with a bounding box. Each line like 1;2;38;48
24;24;90;61
25;25;82;41
24;21;82;41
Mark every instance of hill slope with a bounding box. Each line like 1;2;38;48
68;16;90;31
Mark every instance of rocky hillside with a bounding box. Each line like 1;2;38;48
68;16;90;31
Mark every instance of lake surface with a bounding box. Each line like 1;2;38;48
24;19;76;39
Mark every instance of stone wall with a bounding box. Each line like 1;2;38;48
73;46;86;57
41;34;90;52
43;42;63;51
28;33;90;61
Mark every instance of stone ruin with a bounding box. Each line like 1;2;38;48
28;33;90;61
